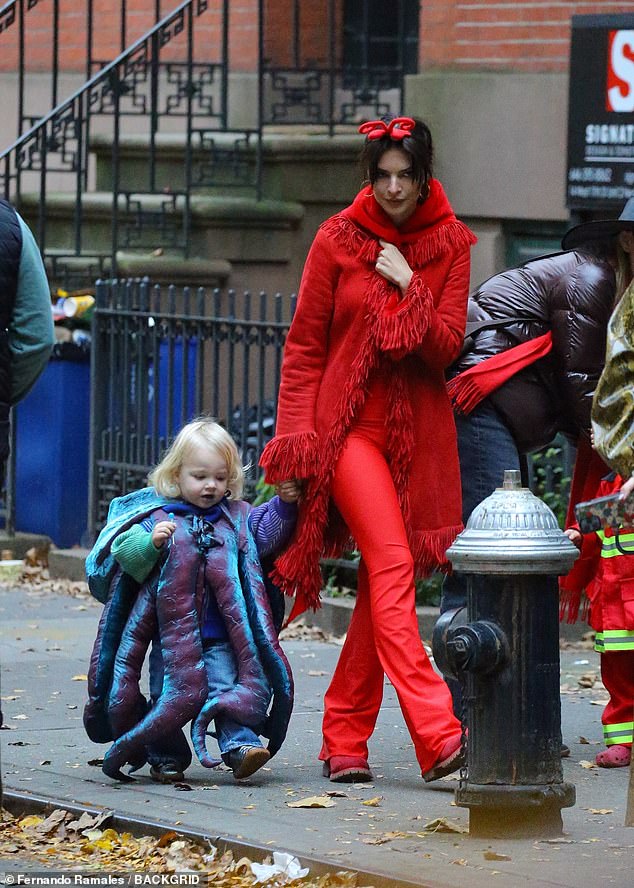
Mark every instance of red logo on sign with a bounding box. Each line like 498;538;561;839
607;30;634;112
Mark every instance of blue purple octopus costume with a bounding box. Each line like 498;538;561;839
84;487;294;782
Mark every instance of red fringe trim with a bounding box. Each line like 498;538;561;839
365;274;432;353
385;365;414;529
410;524;464;578
446;374;484;415
321;216;477;267
321;216;380;264
559;588;590;625
260;431;320;484
404;222;478;266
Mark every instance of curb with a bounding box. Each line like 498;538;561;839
1;790;434;888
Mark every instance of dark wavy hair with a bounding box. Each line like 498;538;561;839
360;115;434;191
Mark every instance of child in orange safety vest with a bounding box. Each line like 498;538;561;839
565;472;634;768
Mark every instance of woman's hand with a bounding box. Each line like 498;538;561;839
376;240;413;294
564;527;583;549
152;519;176;548
277;479;301;503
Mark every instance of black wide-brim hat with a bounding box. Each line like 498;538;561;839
561;196;634;250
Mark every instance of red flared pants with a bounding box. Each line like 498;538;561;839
320;387;461;774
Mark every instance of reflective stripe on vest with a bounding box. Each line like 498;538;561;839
597;529;634;557
603;720;634;745
594;630;634;652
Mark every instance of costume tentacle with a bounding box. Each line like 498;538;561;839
84;571;139;743
238;545;294;757
106;575;158;767
191;533;270;767
102;536;208;781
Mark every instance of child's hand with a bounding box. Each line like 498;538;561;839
620;475;634;501
564;527;583;549
277;480;301;503
152;519;176;548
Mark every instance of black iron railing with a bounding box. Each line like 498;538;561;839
259;0;415;132
0;0;260;288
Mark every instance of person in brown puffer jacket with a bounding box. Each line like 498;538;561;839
440;244;617;640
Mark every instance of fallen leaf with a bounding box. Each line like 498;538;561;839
588;808;613;815
71;674;88;681
19;815;44;829
577;672;597;688
11;714;28;720
67;810;113;832
579;760;598;769
423;817;468;834
484;850;511;861
36;810;67;834
287;795;336;808
361;797;382;807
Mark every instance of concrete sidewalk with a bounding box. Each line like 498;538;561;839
0;581;631;888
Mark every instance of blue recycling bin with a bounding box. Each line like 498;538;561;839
147;337;197;438
15;346;90;548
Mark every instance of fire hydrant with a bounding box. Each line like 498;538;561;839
433;469;579;837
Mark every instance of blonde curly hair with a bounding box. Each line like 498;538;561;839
148;417;246;500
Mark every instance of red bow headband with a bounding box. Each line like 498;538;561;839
358;117;415;141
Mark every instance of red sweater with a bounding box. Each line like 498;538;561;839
261;181;477;615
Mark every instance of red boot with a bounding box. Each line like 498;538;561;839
595;745;631;768
323;755;373;782
422;735;465;782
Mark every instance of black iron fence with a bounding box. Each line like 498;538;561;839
88;277;295;541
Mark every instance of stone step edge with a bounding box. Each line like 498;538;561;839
44;546;590;643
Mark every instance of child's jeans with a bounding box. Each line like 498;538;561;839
147;638;264;771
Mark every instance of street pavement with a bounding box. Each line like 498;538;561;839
0;581;632;888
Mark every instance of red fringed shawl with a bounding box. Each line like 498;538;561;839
260;181;477;619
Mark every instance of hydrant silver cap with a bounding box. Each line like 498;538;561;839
446;470;579;575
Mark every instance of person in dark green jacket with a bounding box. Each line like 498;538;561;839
0;199;53;732
0;198;54;484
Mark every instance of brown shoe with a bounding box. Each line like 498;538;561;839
227;745;271;779
149;763;185;783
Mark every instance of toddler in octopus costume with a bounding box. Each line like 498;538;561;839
260;115;476;784
84;419;298;783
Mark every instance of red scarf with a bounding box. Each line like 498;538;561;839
341;179;458;245
446;331;553;414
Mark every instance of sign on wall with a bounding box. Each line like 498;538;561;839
567;14;634;209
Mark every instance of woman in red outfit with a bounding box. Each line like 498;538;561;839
260;116;476;783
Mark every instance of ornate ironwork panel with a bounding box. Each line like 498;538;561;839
164;63;220;117
122;193;185;249
193;130;257;188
